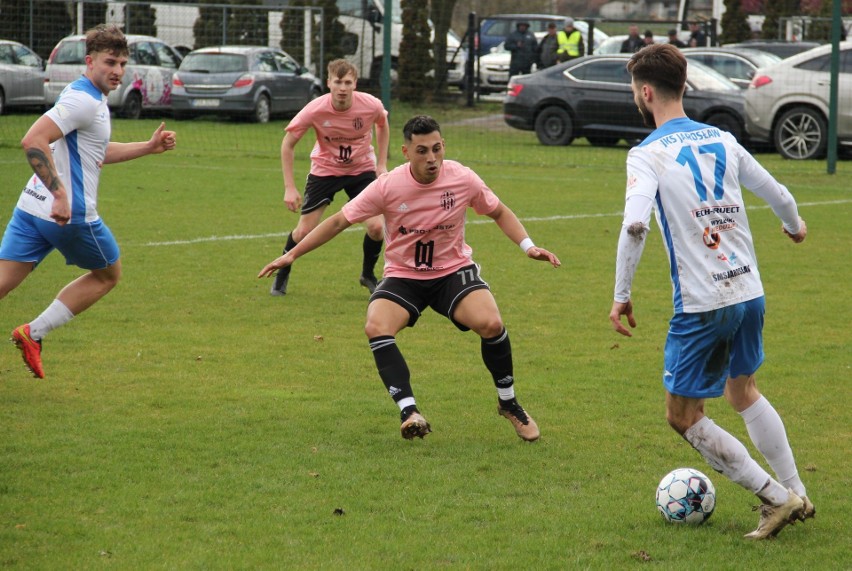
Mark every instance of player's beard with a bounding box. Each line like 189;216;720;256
637;98;655;128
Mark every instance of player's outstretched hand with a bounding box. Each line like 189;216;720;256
609;300;636;337
258;254;294;279
526;246;561;268
149;122;176;154
783;216;807;243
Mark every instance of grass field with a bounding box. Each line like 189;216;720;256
0;105;850;569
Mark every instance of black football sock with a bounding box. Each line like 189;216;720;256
481;328;515;399
369;336;414;405
362;234;383;277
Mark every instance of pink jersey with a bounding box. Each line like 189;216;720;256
285;91;387;177
342;159;501;279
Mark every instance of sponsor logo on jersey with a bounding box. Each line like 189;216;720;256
702;226;721;249
322;120;332;127
712;265;751;283
692;204;740;218
398;203;409;212
23;187;48;202
398;225;429;235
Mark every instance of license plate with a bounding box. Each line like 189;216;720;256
191;98;220;108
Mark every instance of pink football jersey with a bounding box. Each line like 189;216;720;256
342;160;500;279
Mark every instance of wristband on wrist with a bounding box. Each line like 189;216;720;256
519;237;535;253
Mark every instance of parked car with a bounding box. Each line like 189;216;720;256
682;47;781;88
45;34;183;119
478;32;546;94
504;54;748;146
0;39;45;114
722;40;822;59
170;46;323;123
745;41;852;159
594;34;669;54
478;14;608;56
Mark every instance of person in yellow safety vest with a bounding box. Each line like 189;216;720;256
556;18;585;62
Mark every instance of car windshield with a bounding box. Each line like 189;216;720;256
747;50;782;67
181;53;247;73
686;60;740;92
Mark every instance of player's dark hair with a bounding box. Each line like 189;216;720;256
328;59;358;80
627;43;686;100
403;115;441;142
85;24;128;57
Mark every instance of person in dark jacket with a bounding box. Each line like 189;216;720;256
506;22;538;78
620;25;643;53
538;22;560;68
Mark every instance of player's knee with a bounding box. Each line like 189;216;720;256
477;317;504;339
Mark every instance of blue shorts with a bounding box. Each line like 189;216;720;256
0;208;120;270
663;296;765;399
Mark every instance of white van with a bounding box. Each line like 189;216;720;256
335;0;467;88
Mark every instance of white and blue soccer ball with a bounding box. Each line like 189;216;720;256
656;467;716;524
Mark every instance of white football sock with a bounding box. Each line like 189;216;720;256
684;416;789;505
740;396;806;498
29;299;74;341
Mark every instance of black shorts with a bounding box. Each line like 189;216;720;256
301;171;377;215
371;264;490;331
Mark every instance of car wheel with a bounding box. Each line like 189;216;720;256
704;112;743;143
119;91;142;119
774;106;827;160
534;107;574;146
586;135;619;147
252;94;271;123
0;88;5;115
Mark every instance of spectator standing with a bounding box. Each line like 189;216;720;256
643;30;655;47
668;28;687;48
689;21;707;47
556;18;585;62
538;22;560;68
505;22;538;78
620;25;644;53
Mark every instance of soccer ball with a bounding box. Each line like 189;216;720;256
656;467;716;524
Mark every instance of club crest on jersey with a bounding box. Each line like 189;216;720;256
353;117;363;130
440;191;455;210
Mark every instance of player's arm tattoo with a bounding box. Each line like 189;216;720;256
26;148;61;192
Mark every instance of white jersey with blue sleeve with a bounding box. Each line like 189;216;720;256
614;117;801;313
16;75;110;224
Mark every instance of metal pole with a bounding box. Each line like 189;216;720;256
382;0;392;113
826;0;841;174
304;8;312;72
466;12;475;107
222;7;227;45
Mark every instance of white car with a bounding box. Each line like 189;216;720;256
477;23;608;94
745;41;852;159
45;34;183;119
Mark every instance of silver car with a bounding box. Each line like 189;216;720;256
170;46;322;123
45;34;183;119
745;41;852;159
682;47;781;89
0;39;45;114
